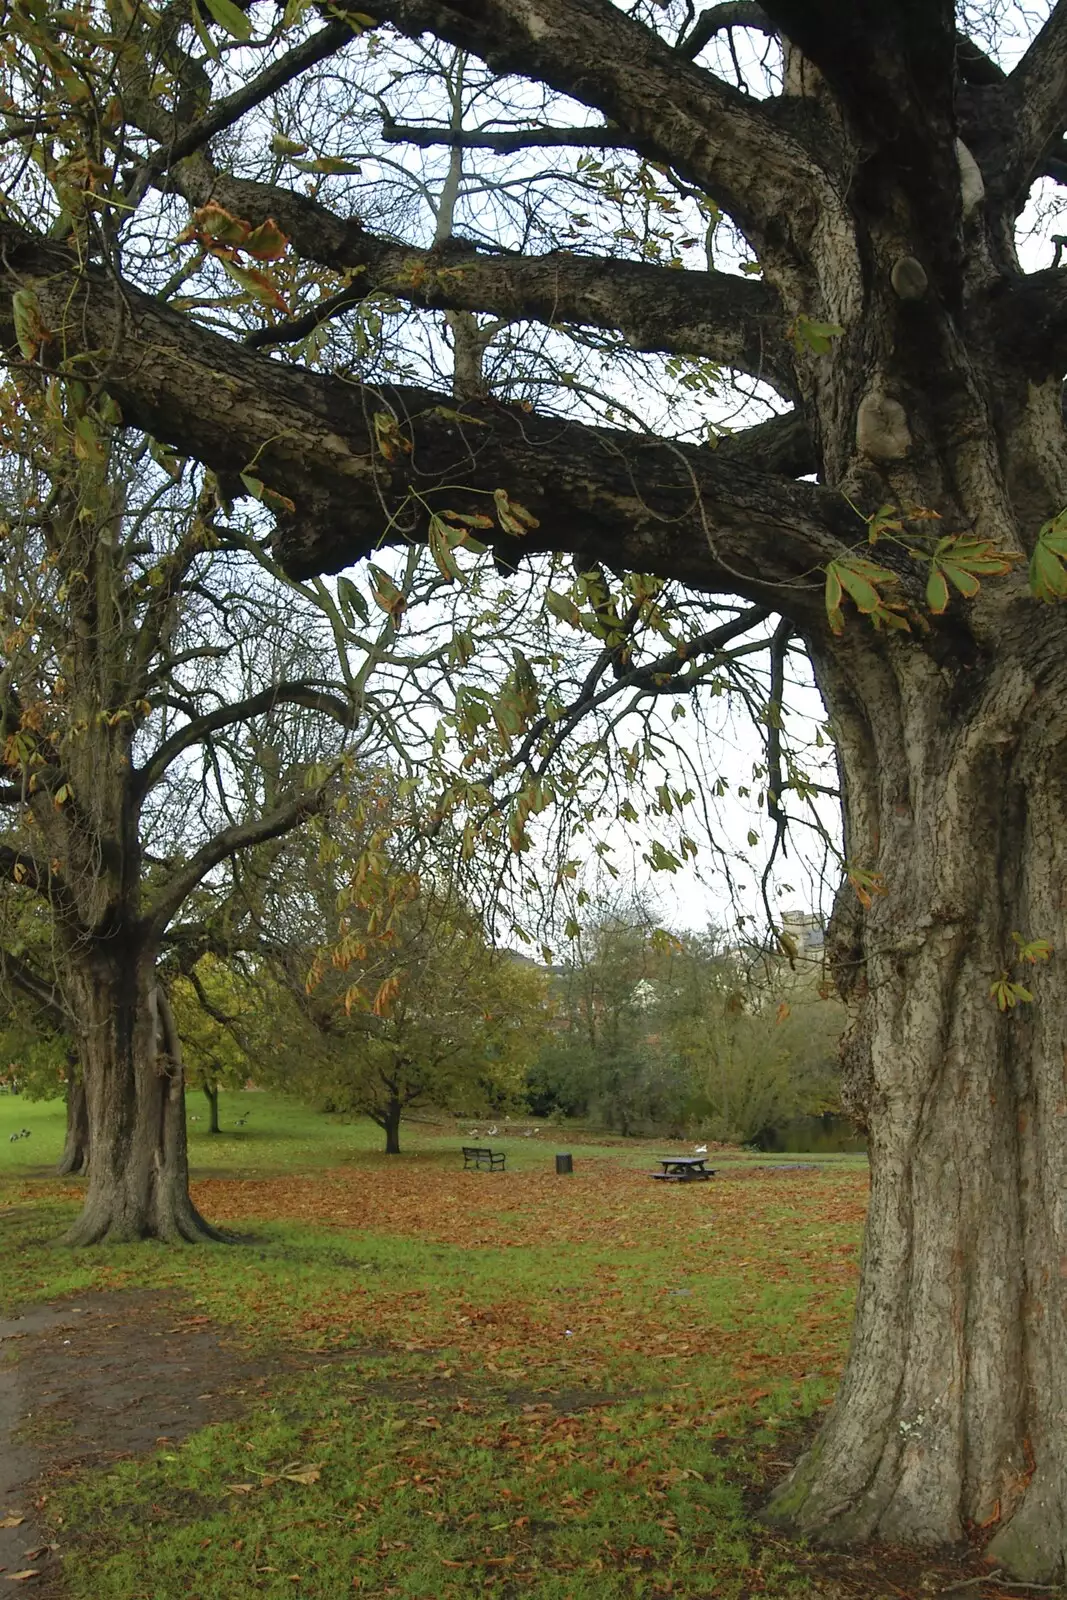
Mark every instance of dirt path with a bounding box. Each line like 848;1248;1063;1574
0;1291;297;1593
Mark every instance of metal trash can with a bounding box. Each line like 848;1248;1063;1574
555;1152;573;1175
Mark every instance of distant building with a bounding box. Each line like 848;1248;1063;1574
780;909;825;956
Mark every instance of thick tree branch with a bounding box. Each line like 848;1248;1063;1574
759;1;959;289
679;3;773;60
0;220;857;620
144;787;329;938
171;160;792;388
135;681;360;799
381;118;636;153
1006;0;1067;195
363;0;842;253
986;265;1067;380
0;843;71;909
711;409;815;477
0;946;71;1033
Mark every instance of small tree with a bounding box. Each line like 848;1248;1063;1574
169;957;260;1135
276;883;548;1153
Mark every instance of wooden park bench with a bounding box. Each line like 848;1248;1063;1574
651;1155;715;1183
462;1145;506;1172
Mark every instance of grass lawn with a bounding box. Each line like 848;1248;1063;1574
0;1091;868;1599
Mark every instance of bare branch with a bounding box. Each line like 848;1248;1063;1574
679;3;773;61
0;945;70;1032
135;681;360;799
144;786;330;938
365;0;842;250
381;118;637;153
126;21;353;201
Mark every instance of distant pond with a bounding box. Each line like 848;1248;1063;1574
748;1112;867;1154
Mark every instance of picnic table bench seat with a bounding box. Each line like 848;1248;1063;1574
651;1156;715;1182
462;1145;506;1171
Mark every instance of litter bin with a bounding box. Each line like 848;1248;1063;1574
555;1153;573;1175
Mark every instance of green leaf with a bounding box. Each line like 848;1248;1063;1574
835;565;883;613
72;413;104;465
937;561;980;599
201;0;252;39
789;314;845;356
1030;526;1067;601
545;589;581;628
337;575;369;626
925;566;950;615
240;473;264;501
189;0;220;59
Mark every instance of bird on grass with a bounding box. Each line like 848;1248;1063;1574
694;1144;708;1155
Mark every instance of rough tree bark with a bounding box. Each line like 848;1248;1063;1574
203;1082;221;1135
63;950;225;1246
56;1066;88;1178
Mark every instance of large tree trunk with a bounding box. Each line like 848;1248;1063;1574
63;949;227;1246
56;1066;89;1177
767;603;1067;1578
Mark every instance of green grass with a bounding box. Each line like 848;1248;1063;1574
0;1088;868;1183
0;1092;867;1598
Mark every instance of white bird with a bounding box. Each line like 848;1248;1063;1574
694;1144;708;1155
487;1125;498;1137
468;1129;479;1138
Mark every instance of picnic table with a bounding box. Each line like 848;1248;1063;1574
651;1155;715;1183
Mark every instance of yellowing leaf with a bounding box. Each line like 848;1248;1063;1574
0;1516;25;1529
11;289;49;361
493;488;539;536
372;412;411;462
294;156;363;176
182;203;249;247
271;134;308;157
243;218;289;261
925;566;950;614
219;257;289;314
